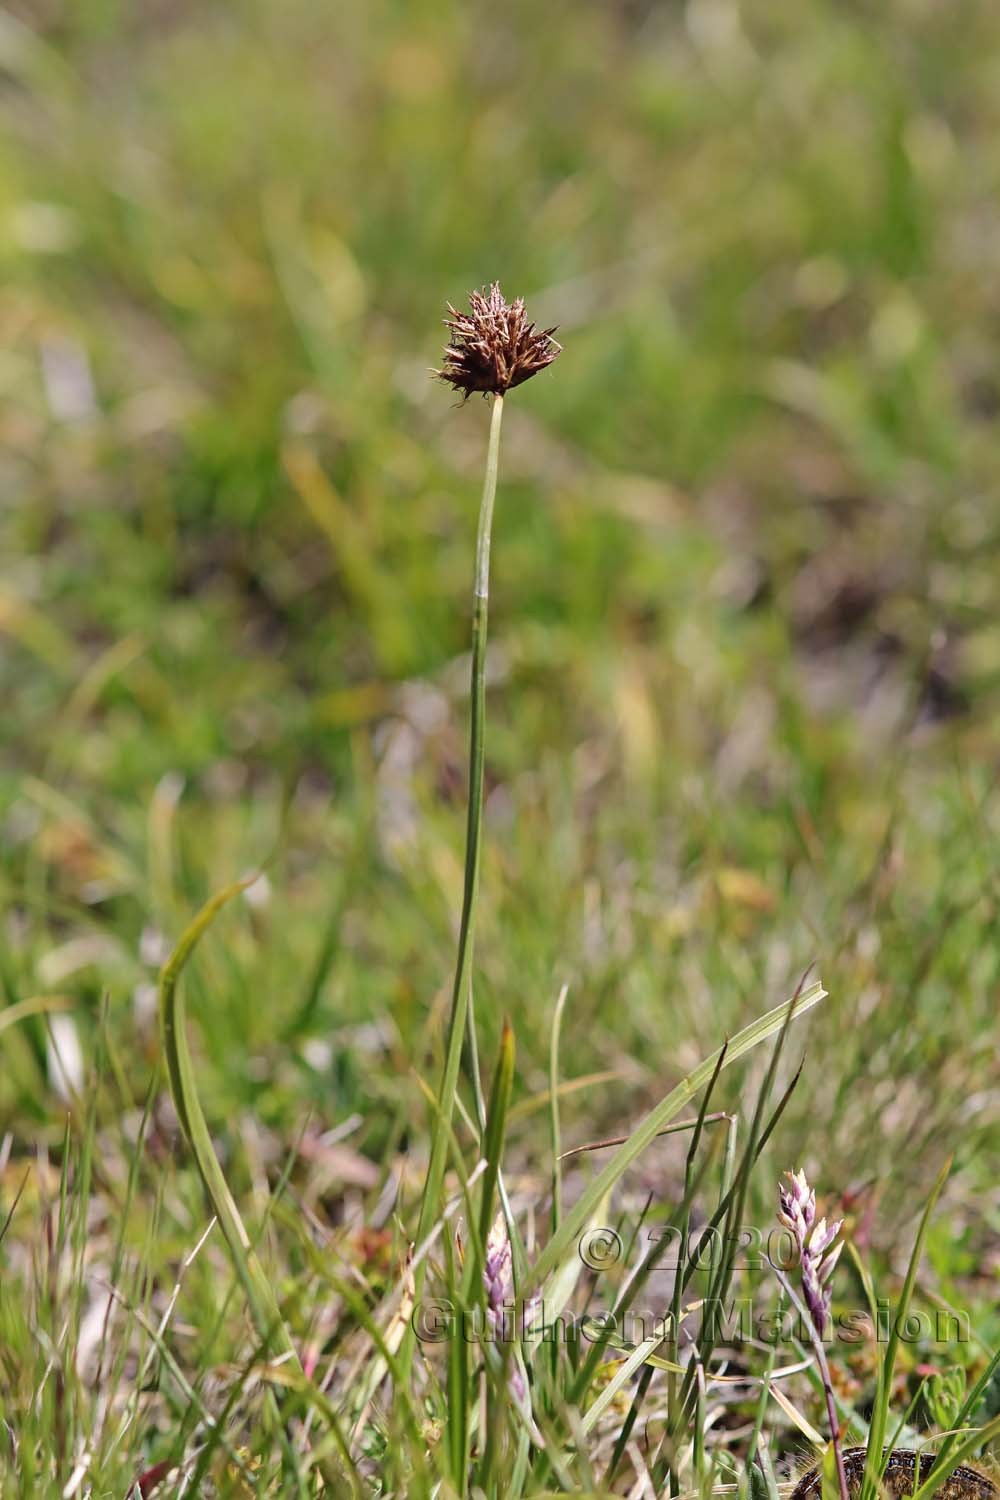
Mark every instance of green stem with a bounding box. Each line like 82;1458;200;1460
404;392;505;1360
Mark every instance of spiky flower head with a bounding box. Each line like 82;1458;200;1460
437;282;561;398
778;1168;843;1338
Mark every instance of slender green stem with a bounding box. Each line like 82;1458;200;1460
549;982;568;1236
404;393;505;1363
464;387;509;1134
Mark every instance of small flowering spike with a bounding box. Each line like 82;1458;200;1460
436;282;561;398
778;1169;843;1339
483;1212;529;1401
777;1173;850;1500
483;1212;514;1326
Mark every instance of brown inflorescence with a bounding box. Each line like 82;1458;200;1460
436;282;561;398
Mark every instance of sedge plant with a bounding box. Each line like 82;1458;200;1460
145;287;839;1493
407;285;561;1328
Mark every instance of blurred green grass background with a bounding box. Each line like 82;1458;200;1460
1;0;998;1283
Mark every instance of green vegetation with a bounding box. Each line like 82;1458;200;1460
1;0;999;1493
